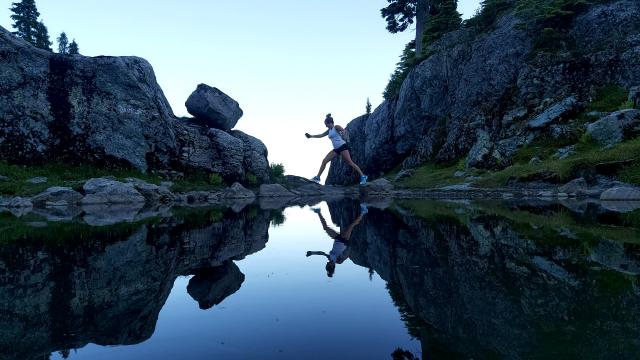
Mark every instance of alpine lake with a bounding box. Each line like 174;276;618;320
1;196;639;360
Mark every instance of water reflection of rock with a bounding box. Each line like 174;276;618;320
187;261;245;310
0;207;270;360
328;200;640;359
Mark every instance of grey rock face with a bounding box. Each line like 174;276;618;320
328;0;640;183
230;130;270;183
0;26;177;172
586;109;640;147
185;84;243;131
174;121;270;183
82;178;146;204
31;187;83;206
258;183;295;198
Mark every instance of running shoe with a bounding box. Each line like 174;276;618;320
311;176;321;183
359;175;368;185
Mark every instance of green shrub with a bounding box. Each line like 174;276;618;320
269;163;285;183
465;0;514;31
245;172;258;187
618;100;635;110
208;173;223;186
588;85;629;112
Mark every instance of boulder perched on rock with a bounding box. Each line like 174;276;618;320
586;109;640;147
82;178;146;204
0;26;270;186
185;84;243;131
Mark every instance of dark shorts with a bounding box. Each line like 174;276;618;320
333;144;350;155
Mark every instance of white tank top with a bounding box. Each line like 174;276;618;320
328;127;346;149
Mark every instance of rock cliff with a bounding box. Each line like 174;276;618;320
328;0;640;184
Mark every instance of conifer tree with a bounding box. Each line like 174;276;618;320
366;98;372;115
34;20;52;51
423;0;461;45
381;0;430;56
10;0;40;45
68;39;79;55
57;32;69;54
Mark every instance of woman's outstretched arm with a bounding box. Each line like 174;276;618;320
305;130;329;139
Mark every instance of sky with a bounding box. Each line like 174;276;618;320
1;0;480;179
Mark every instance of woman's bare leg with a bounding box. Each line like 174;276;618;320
340;150;364;177
317;151;337;177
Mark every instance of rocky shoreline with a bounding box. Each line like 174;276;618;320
2;175;639;222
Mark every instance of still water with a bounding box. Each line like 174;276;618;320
1;199;639;359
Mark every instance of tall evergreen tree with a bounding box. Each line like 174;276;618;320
33;20;52;51
381;0;430;56
68;39;79;55
10;0;40;44
57;32;68;54
423;0;461;45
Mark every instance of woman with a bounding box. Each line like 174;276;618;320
305;113;368;185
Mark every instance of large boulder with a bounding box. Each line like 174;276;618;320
0;26;177;172
586;109;640;147
185;84;243;131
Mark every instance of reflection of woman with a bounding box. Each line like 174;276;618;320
306;205;367;277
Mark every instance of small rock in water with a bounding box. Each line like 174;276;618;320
453;171;466;178
26;177;47;184
0;175;9;181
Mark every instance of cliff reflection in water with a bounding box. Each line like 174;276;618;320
0;198;639;359
328;199;640;359
0;206;273;360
